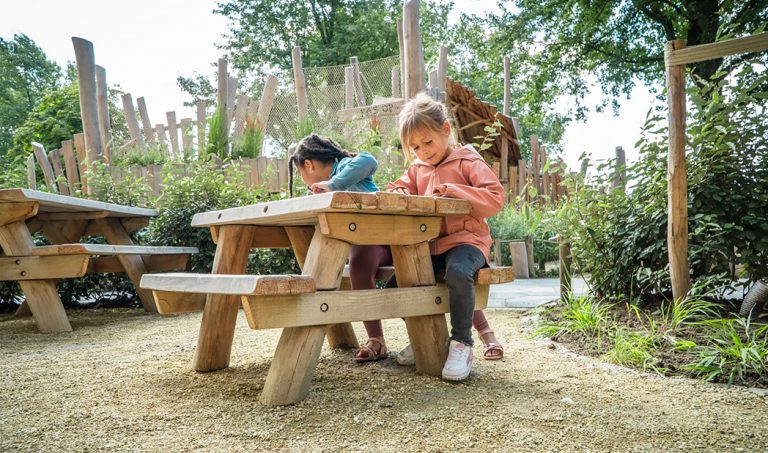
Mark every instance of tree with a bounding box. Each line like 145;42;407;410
178;0;452;103
478;0;768;117
0;34;62;156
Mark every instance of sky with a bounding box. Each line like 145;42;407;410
2;0;658;171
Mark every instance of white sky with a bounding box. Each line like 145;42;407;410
2;0;657;171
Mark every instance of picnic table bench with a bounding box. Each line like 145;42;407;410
0;188;197;333
140;191;514;405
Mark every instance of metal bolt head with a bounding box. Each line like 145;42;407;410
320;303;329;312
420;224;427;232
15;259;21;265
348;223;357;231
434;296;442;305
20;271;27;277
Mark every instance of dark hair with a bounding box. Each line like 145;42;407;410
288;134;355;196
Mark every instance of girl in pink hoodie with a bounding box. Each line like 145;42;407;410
385;93;506;381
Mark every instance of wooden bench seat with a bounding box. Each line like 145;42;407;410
140;273;316;314
31;244;198;256
341;265;515;286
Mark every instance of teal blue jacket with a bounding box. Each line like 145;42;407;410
327;152;379;193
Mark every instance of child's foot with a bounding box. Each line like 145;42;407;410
442;340;473;381
396;343;415;366
478;328;504;360
354;337;388;363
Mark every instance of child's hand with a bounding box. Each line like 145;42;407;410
390;187;410;195
311;181;331;193
432;184;448;196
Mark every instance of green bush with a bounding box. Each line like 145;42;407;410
147;159;299;275
547;60;768;302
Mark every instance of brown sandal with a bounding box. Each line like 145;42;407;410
478;328;504;360
354;337;388;363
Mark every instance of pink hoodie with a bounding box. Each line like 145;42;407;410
387;145;505;262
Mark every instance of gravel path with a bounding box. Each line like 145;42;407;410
1;308;767;452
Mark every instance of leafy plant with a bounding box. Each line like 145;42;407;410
231;121;264;159
604;327;661;371
535;293;610;340
685;317;768;385
205;106;228;160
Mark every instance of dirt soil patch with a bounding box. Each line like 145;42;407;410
1;308;767;452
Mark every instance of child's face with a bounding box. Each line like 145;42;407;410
297;159;333;188
407;121;452;166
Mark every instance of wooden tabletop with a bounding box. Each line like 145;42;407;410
0;188;157;217
191;192;471;227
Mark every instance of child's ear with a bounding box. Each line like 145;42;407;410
303;160;314;172
442;120;451;136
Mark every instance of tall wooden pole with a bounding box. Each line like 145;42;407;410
71;37;104;164
665;39;691;301
196;101;206;154
344;67;355;109
136;97;155;144
121;93;145;149
391;66;401;98
95;65;112;162
613;146;626;190
217;58;229;149
397;19;405;98
350;56;365;107
402;0;425;99
292;46;308;121
500;55;511;185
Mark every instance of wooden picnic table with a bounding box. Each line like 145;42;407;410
0;188;196;333
141;191;518;406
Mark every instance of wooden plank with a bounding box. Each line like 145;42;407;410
244;286;462;329
196;101;207;153
37;211;110;221
136;96;155;143
227;76;238;122
541;145;550;199
302;228;350;290
193;224;255;372
531;135;540;199
95;65;112;162
181;118;193;153
72;37;105;162
256;74;278;130
402;0;425;98
73;133;88;194
166;111;179;157
318;213;441;245
0;188;157;217
260;324;327;406
140;273;315;295
665;32;768;67
48;149;69;195
391;66;400;98
153;291;206;314
344;66;355;110
337;99;404;122
60;140;80;194
476;266;515;285
217;58;229;147
210;225;291;248
32;244;196;256
155;123;167;153
26;154;36;190
32;142;56;192
0;202;37;226
90;254;189;274
292;46;308;119
121;93;145;148
0;255;90;280
435;197;472;215
231;95;250;141
666;39;691;301
350;56;365;107
0;221;71;332
376;191;407;211
391;241;447;376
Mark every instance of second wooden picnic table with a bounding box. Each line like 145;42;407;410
143;191;478;405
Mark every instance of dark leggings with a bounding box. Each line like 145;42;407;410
348;245;393;338
384;244;486;346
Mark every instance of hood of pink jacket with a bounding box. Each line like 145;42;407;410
387;145;505;262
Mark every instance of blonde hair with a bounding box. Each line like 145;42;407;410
398;93;457;151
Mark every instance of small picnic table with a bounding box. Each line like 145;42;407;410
0;188;196;332
141;191;514;405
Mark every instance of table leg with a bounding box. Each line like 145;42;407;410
290;227;358;349
260;324;327;406
193;225;255;372
391;242;449;376
260;229;349;405
0;221;71;332
95;218;157;312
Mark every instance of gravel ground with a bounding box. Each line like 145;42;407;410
1;308;767;452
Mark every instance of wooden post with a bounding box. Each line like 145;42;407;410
60;139;80;194
391;66;401;98
665;39;691;301
292;46;308;120
32;142;56;192
525;235;535;278
402;0;425;99
255;74;278;150
121;94;145;149
531;135;540;201
428;69;438;99
94;65;112;162
155;124;167;154
541;145;550;199
136;97;155;144
181;118;193;154
26;154;36;190
196;101;207;154
166;111;179;157
232;95;250;141
509;242;529;278
227;76;238;123
71;37;105;162
559;239;573;299
344;67;355;109
397;19;405;98
217;58;229;149
48;149;68;195
350;56;366;107
73;133;89;194
437;45;448;94
613;145;626;190
517;159;526;202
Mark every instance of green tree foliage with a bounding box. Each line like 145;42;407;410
481;0;767;117
178;0;451;102
0;34;62;156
